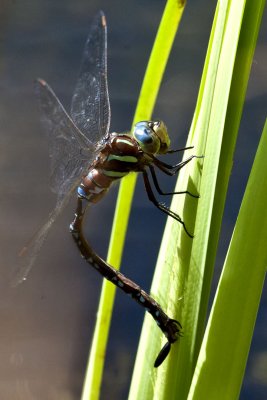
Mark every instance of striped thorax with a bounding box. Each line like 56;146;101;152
78;120;171;203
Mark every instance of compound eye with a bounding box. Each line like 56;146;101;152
143;128;153;144
134;126;153;144
133;123;160;154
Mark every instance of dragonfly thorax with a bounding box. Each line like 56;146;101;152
132;120;170;155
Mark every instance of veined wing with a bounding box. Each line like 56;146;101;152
14;77;94;286
35;78;96;197
14;12;110;285
13;181;80;286
70;11;110;144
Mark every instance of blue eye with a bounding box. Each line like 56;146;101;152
134;127;153;144
133;121;161;154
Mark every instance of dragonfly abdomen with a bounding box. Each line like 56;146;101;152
78;169;111;203
70;196;182;367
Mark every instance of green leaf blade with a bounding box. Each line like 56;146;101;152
129;0;266;399
189;118;267;400
81;1;187;399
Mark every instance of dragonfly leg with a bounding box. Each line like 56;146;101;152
153;154;204;176
166;145;194;153
70;196;182;366
149;165;199;198
142;170;194;238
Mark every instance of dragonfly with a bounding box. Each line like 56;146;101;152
17;11;202;367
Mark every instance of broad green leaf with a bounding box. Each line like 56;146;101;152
189;119;267;399
129;0;265;399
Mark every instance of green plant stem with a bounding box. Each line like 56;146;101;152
81;1;187;399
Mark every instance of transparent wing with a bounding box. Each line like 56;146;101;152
14;12;110;285
12;181;80;287
70;10;110;143
35;78;96;196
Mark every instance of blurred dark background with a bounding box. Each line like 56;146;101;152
0;1;266;399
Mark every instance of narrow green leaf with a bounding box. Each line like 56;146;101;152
81;1;187;399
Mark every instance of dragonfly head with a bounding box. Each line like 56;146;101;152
133;120;170;155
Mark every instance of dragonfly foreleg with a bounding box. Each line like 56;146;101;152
142;170;194;238
152;154;203;176
166;145;194;153
149;166;199;198
70;196;182;367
